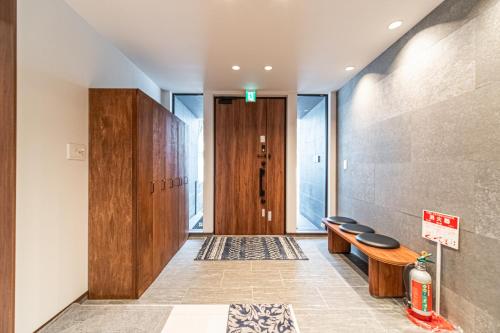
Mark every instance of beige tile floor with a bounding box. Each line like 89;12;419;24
45;237;428;333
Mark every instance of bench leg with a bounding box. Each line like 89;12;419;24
368;258;404;298
328;229;351;253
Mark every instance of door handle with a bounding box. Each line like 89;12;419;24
259;167;265;197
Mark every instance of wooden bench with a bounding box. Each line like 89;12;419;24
323;219;418;298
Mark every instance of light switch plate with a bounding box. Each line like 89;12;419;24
66;143;86;161
343;160;348;170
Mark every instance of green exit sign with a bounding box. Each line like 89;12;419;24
245;90;257;103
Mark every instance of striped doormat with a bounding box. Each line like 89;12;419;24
195;236;308;260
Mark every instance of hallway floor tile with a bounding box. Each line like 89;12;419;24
44;238;428;332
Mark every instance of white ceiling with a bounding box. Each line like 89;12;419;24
65;0;443;93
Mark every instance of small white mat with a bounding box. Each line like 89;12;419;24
161;305;230;333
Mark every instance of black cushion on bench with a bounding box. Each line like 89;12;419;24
355;233;400;249
325;216;357;225
339;224;375;235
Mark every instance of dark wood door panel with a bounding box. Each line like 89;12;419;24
266;98;286;235
215;99;238;234
0;0;16;330
245;99;267;235
153;105;168;276
215;98;279;235
89;90;136;299
136;92;154;296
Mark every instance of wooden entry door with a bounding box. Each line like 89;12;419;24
215;97;286;235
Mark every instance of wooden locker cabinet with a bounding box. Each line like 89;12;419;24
89;89;188;299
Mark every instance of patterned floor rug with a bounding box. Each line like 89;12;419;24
227;304;299;333
195;236;308;260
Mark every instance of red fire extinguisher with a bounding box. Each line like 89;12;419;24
404;252;434;321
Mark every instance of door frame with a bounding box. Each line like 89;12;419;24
0;0;17;331
297;94;329;231
213;96;287;235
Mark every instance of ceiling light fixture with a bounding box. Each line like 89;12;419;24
388;20;403;30
264;65;273;71
345;66;355;71
232;65;240;71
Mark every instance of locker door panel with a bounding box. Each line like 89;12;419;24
136;93;154;296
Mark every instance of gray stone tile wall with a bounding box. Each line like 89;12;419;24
337;0;500;331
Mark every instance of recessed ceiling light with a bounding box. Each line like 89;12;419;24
264;65;273;71
345;66;355;71
232;65;240;71
388;21;403;30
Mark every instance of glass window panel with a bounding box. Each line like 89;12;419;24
297;95;328;232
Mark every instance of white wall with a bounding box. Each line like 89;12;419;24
16;0;160;332
202;91;299;233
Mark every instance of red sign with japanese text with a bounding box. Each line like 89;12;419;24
422;210;460;250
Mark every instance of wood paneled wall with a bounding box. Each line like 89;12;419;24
0;0;16;331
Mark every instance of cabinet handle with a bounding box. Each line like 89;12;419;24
150;181;155;194
174;177;181;187
161;179;166;190
168;178;174;188
184;176;188;184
